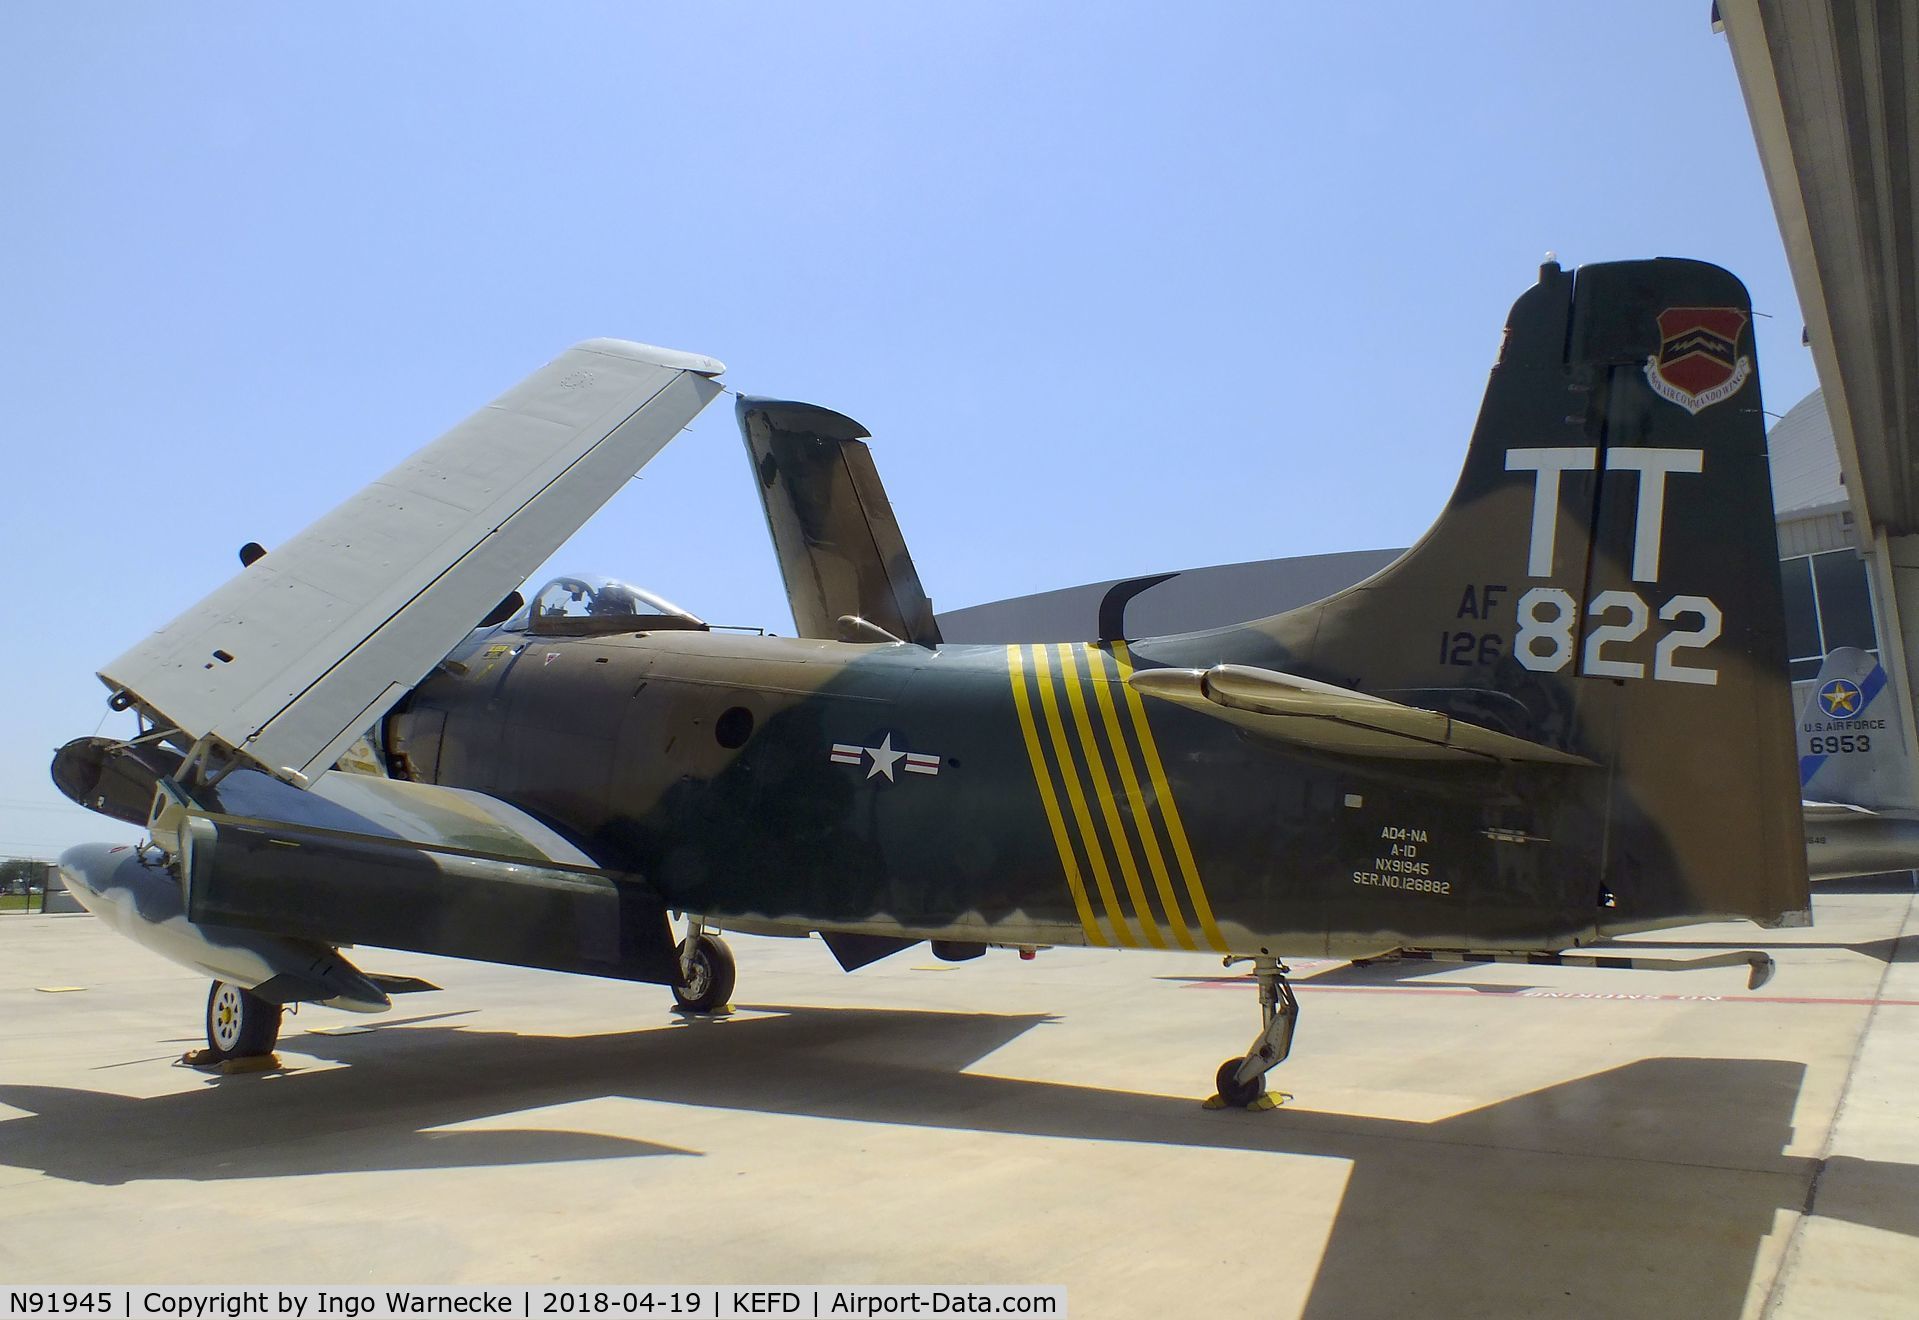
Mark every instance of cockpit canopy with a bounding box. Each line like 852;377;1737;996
509;575;706;637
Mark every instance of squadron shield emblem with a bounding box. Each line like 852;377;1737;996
1644;307;1751;414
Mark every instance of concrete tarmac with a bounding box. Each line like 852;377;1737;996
2;883;1915;1318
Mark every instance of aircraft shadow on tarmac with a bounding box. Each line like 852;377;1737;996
2;1005;1915;1318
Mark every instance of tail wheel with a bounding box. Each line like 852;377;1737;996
206;980;283;1060
672;934;736;1013
1214;1056;1266;1108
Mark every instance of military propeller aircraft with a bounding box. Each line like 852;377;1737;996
51;257;1809;1106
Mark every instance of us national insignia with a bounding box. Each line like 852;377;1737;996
1644;307;1751;414
1819;678;1863;719
828;732;942;783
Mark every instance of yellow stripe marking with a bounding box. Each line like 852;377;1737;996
1112;642;1228;952
1085;645;1197;950
1031;644;1139;948
1056;643;1165;948
1007;645;1107;947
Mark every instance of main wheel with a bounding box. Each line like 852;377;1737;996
1215;1056;1266;1108
206;980;283;1059
672;933;736;1013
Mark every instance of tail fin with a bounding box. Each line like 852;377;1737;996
1178;258;1808;929
1799;647;1913;809
737;396;942;646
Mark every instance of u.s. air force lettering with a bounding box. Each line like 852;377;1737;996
1803;677;1886;755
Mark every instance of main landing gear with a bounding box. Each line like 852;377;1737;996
1213;955;1299;1109
204;979;283;1061
672;921;736;1014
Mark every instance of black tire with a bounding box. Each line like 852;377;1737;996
1215;1056;1266;1108
672;934;736;1013
206;980;283;1060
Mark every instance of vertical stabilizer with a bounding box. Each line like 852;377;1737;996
1798;647;1914;809
1162;258;1809;930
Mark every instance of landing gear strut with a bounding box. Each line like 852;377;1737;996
672;920;736;1014
1214;955;1298;1108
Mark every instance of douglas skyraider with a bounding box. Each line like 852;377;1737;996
53;257;1809;1106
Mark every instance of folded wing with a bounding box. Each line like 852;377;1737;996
102;340;724;781
737;396;941;646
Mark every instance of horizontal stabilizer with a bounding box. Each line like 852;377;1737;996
1397;946;1775;990
102;340;725;782
1128;663;1595;765
1801;801;1919;880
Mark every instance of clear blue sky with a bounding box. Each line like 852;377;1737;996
1;3;1817;856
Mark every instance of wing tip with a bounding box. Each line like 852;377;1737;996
733;395;872;442
573;338;726;378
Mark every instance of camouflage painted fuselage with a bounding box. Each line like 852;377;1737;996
393;625;1594;960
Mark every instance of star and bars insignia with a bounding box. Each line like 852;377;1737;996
829;732;942;782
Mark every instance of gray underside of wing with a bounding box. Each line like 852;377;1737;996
100;340;724;781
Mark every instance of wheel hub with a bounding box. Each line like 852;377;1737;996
211;986;242;1049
